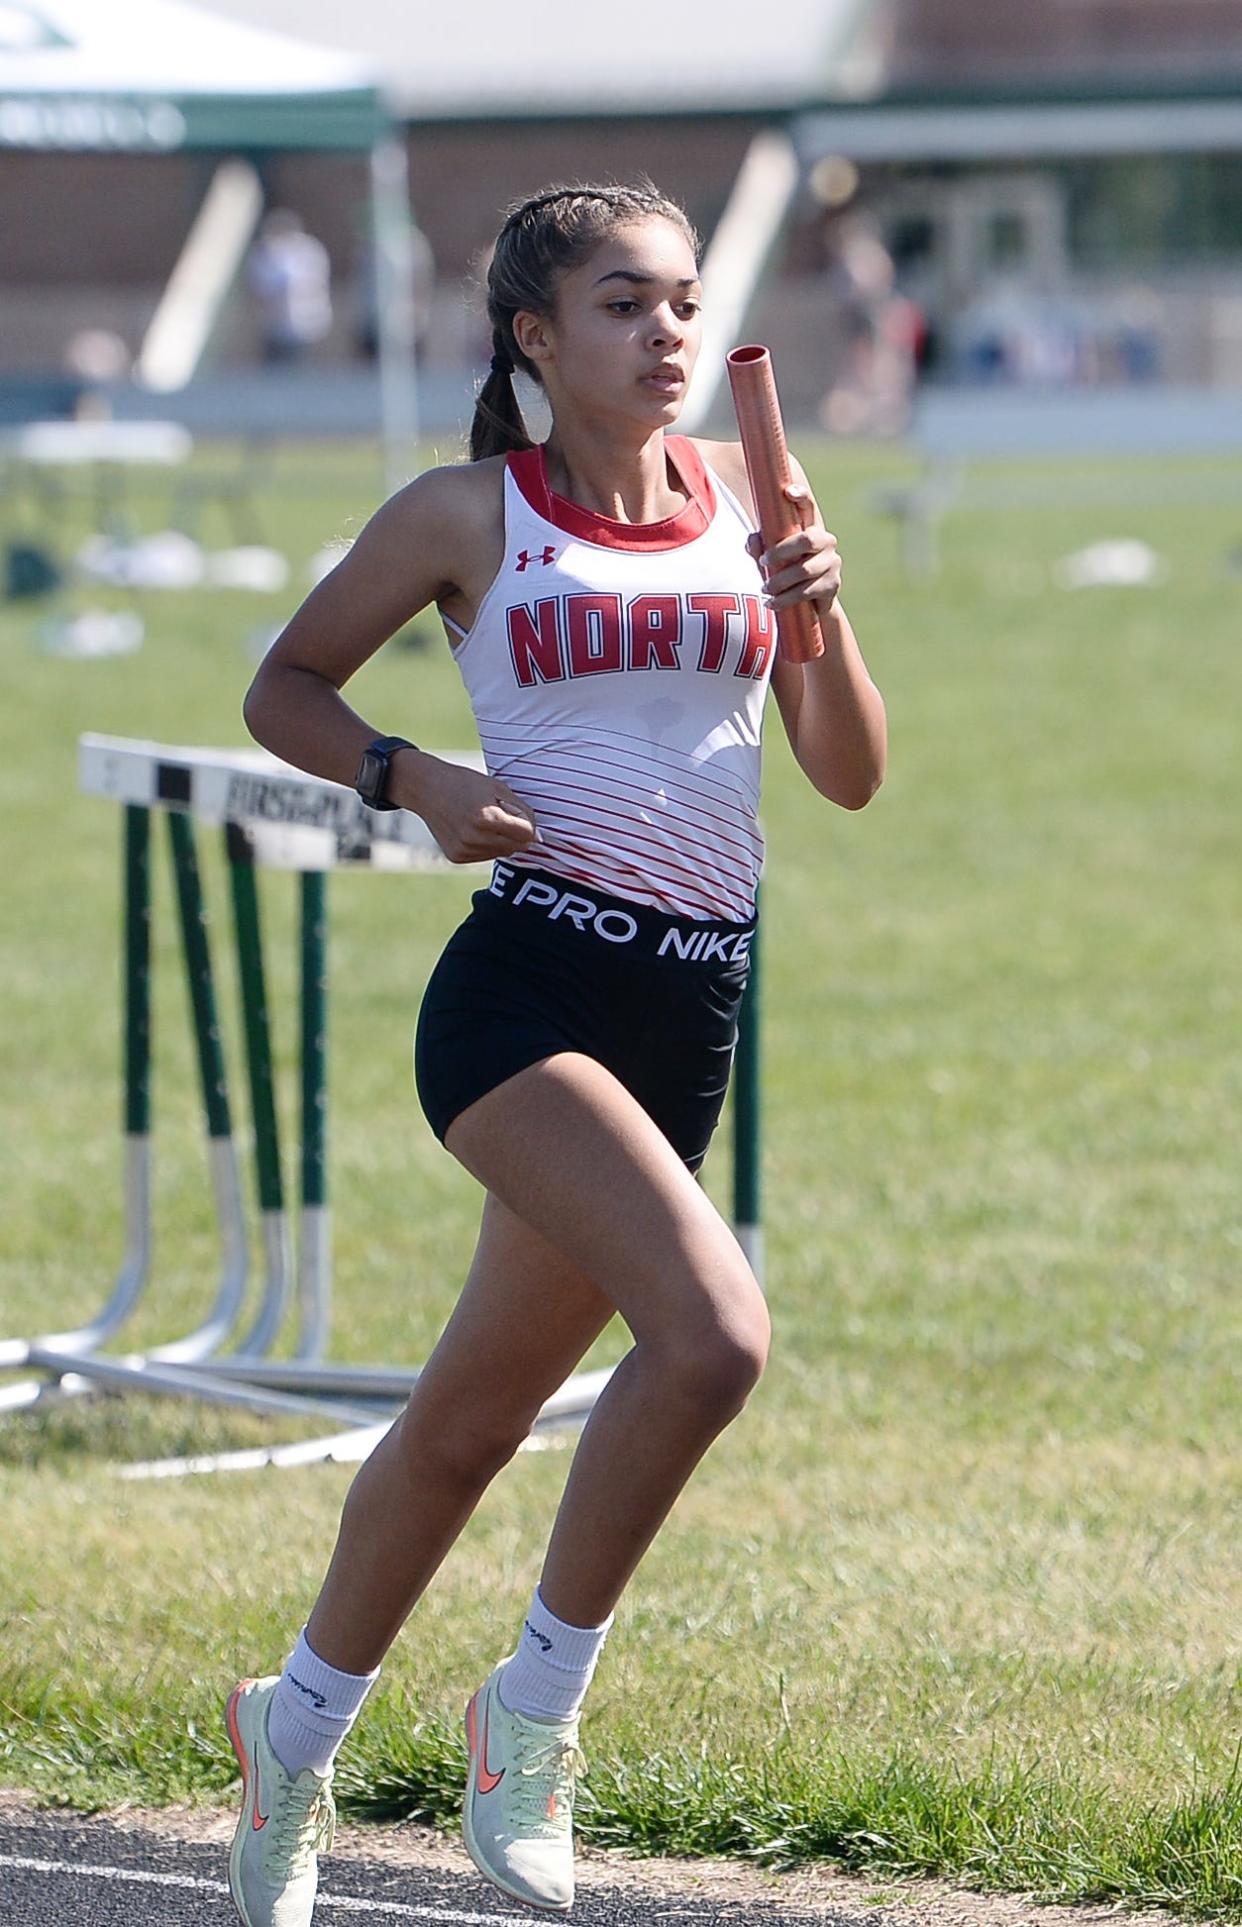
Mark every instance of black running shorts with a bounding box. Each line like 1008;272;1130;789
414;862;755;1172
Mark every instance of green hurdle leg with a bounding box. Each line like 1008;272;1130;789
124;803;152;1141
151;810;248;1361
296;869;331;1363
733;897;763;1284
49;802;154;1344
227;825;291;1358
0;802;155;1386
68;801;154;1344
106;801;155;1337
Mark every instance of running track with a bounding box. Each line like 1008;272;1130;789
0;1804;857;1926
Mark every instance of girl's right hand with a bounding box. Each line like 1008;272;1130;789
392;750;538;864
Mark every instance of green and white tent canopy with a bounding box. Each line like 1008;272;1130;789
0;0;387;151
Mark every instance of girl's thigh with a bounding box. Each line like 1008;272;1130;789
445;1050;763;1357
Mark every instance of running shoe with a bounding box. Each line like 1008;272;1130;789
463;1661;586;1912
225;1675;336;1927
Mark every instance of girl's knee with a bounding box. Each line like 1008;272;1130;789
716;1297;771;1405
660;1280;770;1420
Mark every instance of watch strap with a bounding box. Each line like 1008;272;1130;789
355;734;415;811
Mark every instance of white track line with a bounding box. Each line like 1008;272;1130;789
0;1853;530;1923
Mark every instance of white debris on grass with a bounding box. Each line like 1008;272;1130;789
1054;539;1169;590
205;546;289;592
76;533;289;593
38;608;145;657
78;529;204;590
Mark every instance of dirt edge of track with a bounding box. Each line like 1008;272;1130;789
0;1787;1178;1925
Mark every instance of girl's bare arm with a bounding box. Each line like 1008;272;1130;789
243;464;538;861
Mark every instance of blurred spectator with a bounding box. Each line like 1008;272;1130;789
946;283;1163;387
65;328;131;419
351;213;435;362
247;210;333;365
1110;288;1162;382
819;216;922;436
952;284;1082;384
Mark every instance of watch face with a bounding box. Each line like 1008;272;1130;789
358;738;408;808
358;750;383;800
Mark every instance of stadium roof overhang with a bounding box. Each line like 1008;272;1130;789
174;0;883;124
795;77;1242;164
0;0;388;152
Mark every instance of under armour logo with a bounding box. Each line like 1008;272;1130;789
516;546;557;572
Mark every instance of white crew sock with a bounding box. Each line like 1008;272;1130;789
266;1627;379;1779
497;1587;613;1724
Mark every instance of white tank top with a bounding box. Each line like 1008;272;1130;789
442;435;773;920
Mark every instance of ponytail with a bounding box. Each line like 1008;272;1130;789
469;181;699;464
469;333;534;462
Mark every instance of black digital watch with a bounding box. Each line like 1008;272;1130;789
354;735;415;811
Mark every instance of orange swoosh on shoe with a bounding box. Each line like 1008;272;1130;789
476;1701;505;1795
252;1758;270;1831
226;1684;270;1830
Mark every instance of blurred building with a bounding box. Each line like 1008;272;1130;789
785;0;1242;404
4;0;1242;425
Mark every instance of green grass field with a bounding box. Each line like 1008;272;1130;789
2;437;1241;1915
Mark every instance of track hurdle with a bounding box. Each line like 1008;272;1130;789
1;733;765;1444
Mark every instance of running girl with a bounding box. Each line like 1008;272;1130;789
227;181;886;1926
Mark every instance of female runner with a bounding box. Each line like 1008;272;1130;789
227;181;886;1926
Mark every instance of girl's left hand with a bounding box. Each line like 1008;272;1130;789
746;484;842;614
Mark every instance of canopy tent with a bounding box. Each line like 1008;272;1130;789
0;0;386;148
0;0;415;478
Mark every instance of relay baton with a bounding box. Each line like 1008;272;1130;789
726;343;825;663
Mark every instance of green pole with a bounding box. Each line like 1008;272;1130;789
300;871;328;1214
124;805;151;1138
44;797;153;1354
733;893;763;1282
168;810;231;1141
227;827;284;1214
296;869;331;1360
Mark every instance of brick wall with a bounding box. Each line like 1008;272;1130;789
0;119;758;288
0;119;759;371
401;118;762;274
885;0;1242;86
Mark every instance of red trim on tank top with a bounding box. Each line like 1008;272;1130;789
507;436;715;551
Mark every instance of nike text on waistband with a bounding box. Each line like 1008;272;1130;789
486;861;754;964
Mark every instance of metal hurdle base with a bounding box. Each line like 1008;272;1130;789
118;1369;616;1482
1;735;764;1472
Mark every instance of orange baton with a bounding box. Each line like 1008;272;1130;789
726;343;825;663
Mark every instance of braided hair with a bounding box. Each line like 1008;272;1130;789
469;182;700;462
